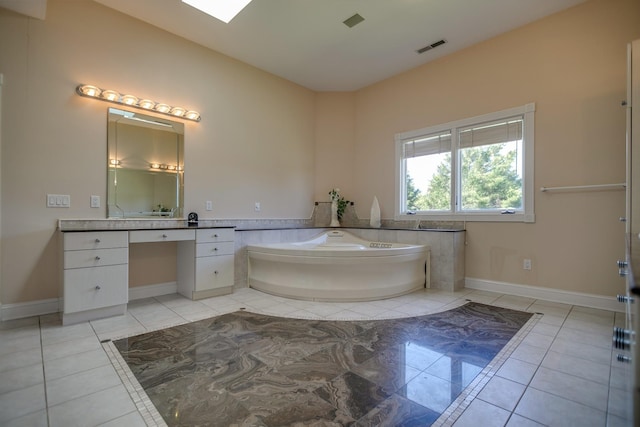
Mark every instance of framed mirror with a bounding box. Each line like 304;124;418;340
107;108;184;218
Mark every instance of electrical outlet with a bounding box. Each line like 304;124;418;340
254;202;261;212
205;201;213;211
523;259;532;270
90;195;100;208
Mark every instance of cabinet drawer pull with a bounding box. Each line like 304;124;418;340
95;285;101;290
214;234;219;238
95;238;101;243
162;234;168;238
213;247;218;251
95;256;101;261
214;271;219;275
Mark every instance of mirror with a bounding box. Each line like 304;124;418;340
107;108;184;218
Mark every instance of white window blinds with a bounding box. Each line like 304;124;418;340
402;131;452;158
459;116;523;148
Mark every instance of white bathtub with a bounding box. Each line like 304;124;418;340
247;230;430;302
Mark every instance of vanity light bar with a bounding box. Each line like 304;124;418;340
150;163;183;171
76;84;201;122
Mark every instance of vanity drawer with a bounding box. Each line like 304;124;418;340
64;248;128;269
129;229;195;243
196;228;234;243
64;231;128;250
196;241;235;258
63;264;128;313
195;255;234;291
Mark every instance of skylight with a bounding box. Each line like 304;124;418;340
181;0;253;23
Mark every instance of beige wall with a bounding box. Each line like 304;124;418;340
314;92;356;201
335;0;640;296
1;0;639;305
0;0;316;303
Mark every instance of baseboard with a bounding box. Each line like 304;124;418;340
1;298;60;321
129;282;178;301
1;279;623;321
0;283;179;321
465;277;624;313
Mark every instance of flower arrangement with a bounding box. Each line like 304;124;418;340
329;188;350;220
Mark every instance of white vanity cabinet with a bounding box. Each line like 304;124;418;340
62;231;129;325
178;228;235;300
60;224;235;325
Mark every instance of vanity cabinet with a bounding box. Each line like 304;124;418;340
60;225;235;325
62;231;129;325
178;228;235;300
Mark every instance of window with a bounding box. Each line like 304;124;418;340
395;103;535;222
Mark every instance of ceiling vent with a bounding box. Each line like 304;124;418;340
343;13;365;28
416;39;447;54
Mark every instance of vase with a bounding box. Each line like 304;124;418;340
330;201;340;227
370;196;381;228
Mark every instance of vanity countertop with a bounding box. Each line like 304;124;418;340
58;218;235;232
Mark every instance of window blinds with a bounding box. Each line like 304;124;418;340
402;131;452;158
459;116;523;148
401;115;522;159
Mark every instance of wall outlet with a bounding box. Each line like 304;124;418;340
90;195;100;208
254;202;261;212
205;201;213;211
523;259;532;270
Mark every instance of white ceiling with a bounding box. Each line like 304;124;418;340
7;0;588;91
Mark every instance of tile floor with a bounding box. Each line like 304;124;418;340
0;287;632;427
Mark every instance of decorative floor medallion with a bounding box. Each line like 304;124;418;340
108;302;534;426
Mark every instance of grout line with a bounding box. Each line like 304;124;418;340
38;316;51;427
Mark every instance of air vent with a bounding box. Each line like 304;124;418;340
343;13;365;28
416;39;447;54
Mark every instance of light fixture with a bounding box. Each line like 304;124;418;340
155;103;171;113
121;94;138;106
170;106;186;117
109;159;121;166
149;163;182;172
182;0;252;23
76;84;201;122
101;90;120;102
78;85;101;97
138;99;156;109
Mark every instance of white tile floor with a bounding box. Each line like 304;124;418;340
0;287;631;427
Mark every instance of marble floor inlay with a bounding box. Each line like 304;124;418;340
111;302;533;426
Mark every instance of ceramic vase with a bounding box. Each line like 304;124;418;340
370;196;381;228
330;201;340;227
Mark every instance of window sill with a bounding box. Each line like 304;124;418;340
396;213;535;223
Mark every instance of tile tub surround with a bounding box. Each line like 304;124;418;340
110;302;532;426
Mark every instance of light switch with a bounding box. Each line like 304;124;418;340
47;194;70;208
90;195;100;208
205;201;213;211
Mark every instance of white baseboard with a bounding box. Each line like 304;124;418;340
465;277;624;313
1;298;60;321
0;282;178;321
129;282;177;300
0;279;623;321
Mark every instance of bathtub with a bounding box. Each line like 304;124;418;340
247;230;430;302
